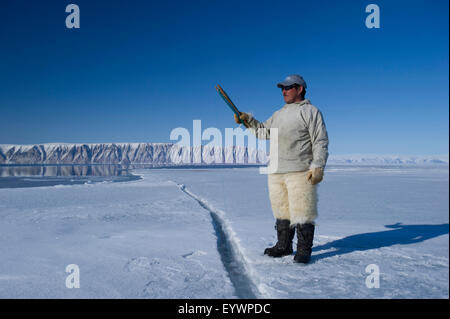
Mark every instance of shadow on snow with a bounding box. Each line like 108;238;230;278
311;223;449;262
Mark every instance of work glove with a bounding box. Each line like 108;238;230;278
307;167;324;185
234;112;250;128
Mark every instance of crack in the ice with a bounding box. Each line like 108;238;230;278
175;183;262;299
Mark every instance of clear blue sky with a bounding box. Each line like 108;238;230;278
0;0;448;155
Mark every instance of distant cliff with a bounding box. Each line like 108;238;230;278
327;154;448;165
0;143;447;166
0;143;268;165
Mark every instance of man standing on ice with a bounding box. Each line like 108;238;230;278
234;74;329;263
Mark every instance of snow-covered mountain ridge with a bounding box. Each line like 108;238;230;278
328;153;449;165
0;143;447;165
0;143;268;165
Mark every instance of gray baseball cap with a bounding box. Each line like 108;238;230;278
277;74;307;89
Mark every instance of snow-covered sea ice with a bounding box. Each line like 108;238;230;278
0;165;448;298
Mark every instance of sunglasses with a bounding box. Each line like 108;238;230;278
281;84;299;91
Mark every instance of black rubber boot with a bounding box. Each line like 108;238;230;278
264;219;295;257
294;223;315;264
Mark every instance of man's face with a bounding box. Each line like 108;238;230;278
282;85;303;104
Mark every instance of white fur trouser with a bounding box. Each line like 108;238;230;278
268;171;318;226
